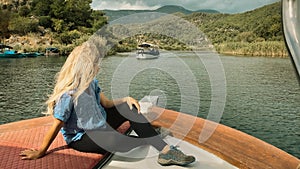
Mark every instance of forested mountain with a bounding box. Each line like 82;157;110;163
184;2;286;56
113;2;286;57
103;5;219;21
0;0;107;54
186;2;282;43
0;1;286;57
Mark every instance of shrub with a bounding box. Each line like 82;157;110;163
58;30;82;45
39;16;52;29
8;16;39;35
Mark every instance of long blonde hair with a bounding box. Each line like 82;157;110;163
45;41;103;115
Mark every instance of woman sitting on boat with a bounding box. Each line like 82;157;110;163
19;41;195;166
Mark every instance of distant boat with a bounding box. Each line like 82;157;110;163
0;44;23;58
0;50;24;58
0;43;44;58
136;42;159;59
22;52;44;58
45;47;60;57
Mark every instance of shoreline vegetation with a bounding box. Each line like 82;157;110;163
0;1;287;57
4;34;288;58
215;41;288;58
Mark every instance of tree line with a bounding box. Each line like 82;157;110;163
111;2;287;57
184;2;287;57
0;1;287;57
0;0;107;52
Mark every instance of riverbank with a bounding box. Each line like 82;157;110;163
2;34;288;58
215;41;288;58
2;33;89;56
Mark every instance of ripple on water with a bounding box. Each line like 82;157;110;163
0;54;299;158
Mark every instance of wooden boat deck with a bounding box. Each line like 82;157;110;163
0;116;130;169
149;107;300;169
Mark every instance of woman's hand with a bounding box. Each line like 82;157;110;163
100;93;141;113
125;97;141;113
19;148;45;160
19;118;64;160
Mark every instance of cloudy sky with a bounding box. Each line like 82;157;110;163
91;0;280;13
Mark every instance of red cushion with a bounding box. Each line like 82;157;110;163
0;117;130;169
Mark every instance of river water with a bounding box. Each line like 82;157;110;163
0;51;299;158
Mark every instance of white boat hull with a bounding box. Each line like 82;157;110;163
136;42;160;60
136;53;159;60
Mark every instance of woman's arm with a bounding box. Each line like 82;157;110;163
100;92;140;113
19;117;64;160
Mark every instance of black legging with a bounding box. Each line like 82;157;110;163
69;103;167;154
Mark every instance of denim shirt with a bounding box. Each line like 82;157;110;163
53;79;107;144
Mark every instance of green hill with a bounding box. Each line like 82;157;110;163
155;5;218;14
184;2;286;57
0;1;286;57
185;2;282;43
103;5;219;21
111;2;286;57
